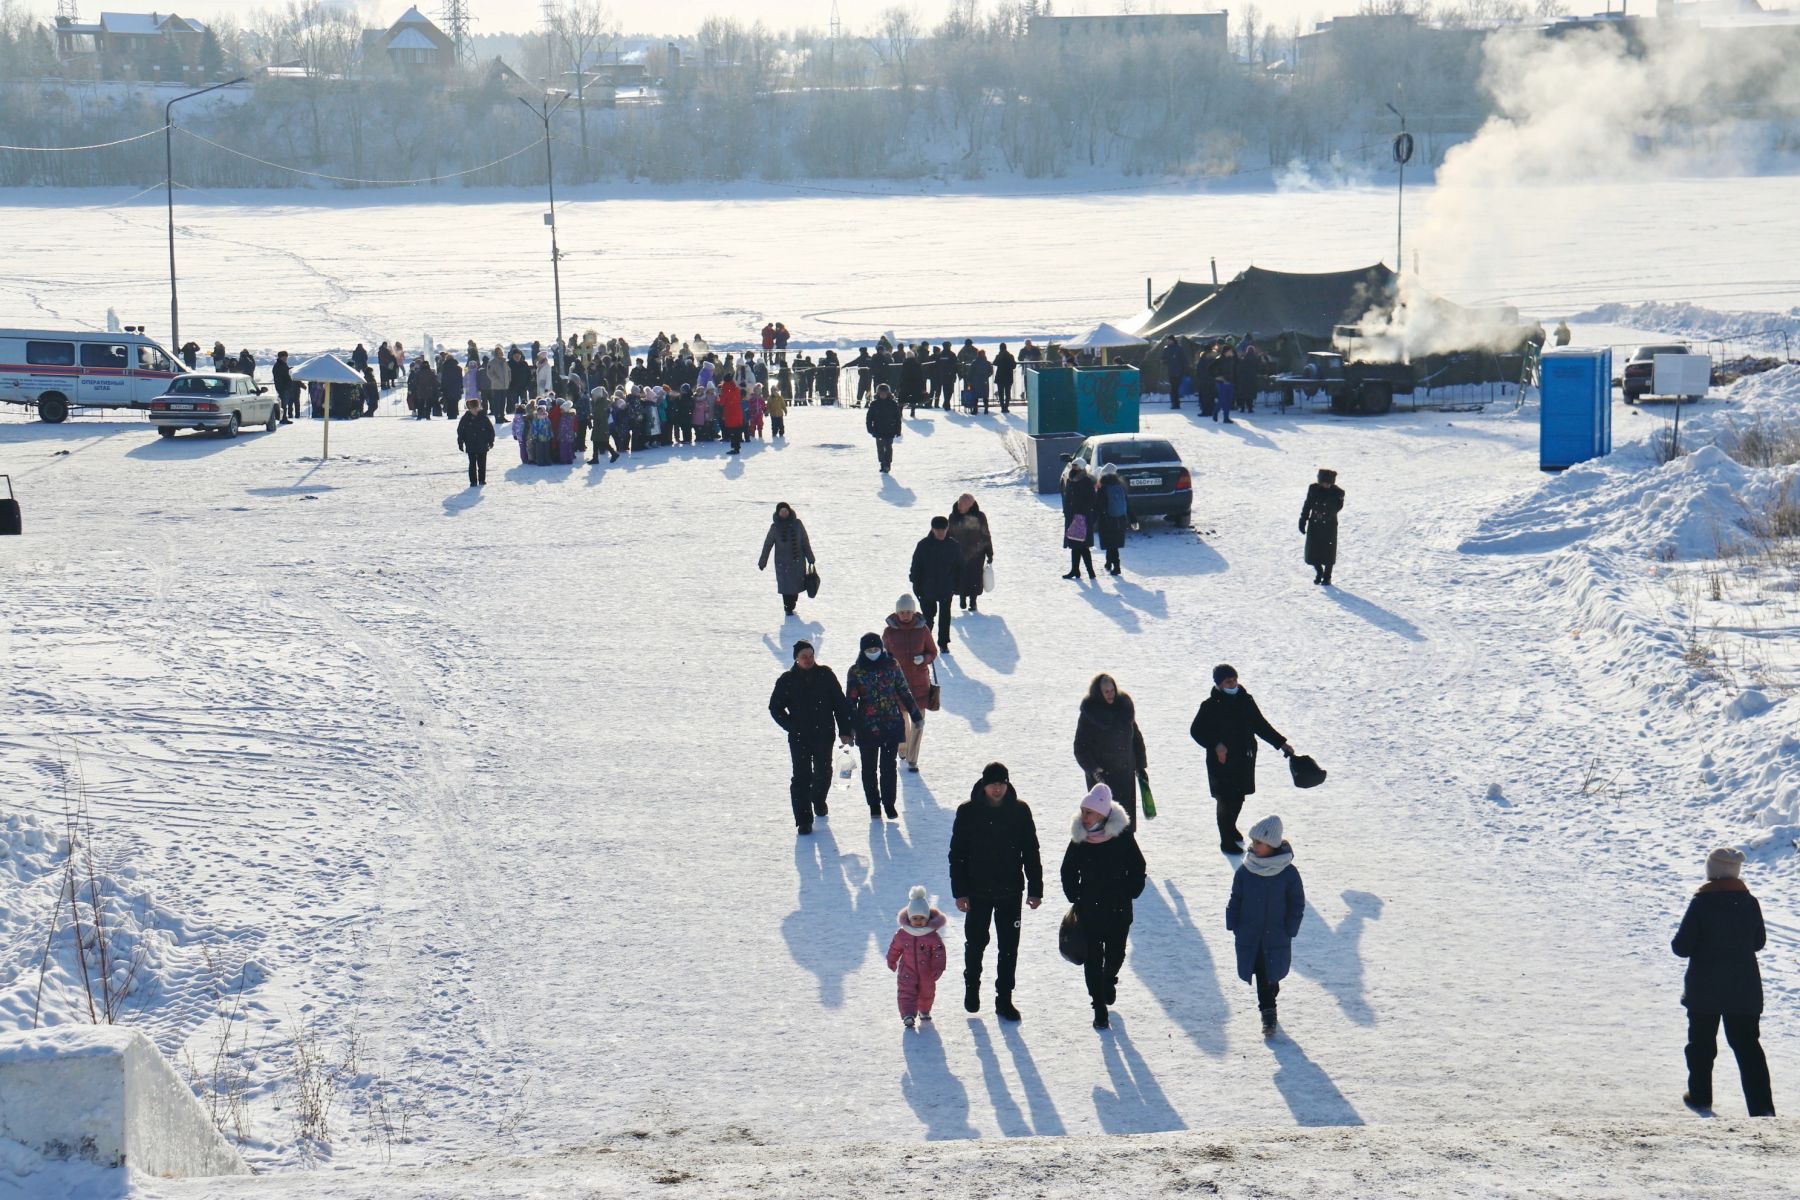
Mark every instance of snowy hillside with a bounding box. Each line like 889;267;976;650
1;359;1794;1193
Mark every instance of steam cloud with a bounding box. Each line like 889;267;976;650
1363;22;1800;360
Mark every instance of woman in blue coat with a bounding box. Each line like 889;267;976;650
1226;814;1305;1037
1672;847;1774;1116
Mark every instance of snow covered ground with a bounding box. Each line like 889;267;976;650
2;359;1796;1193
3;175;1799;355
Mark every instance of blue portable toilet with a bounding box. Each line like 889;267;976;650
1539;348;1612;471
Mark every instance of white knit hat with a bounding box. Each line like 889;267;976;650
907;884;930;919
1248;815;1284;848
1705;847;1745;881
896;593;918;613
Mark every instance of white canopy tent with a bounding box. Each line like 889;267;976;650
1058;322;1148;365
290;354;366;461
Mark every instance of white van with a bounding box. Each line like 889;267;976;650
0;327;190;423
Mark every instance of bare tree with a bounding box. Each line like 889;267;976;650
549;0;619;176
876;6;920;102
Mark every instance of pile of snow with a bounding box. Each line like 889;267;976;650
0;1026;248;1183
1461;366;1800;859
1565;301;1800;349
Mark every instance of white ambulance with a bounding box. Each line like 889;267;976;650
0;327;190;423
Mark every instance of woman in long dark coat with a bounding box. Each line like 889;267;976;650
1073;673;1147;831
946;493;993;612
1061;462;1097;581
1672;847;1774;1116
1299;468;1345;586
1189;664;1291;855
757;501;815;617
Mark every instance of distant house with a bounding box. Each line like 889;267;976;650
362;6;457;72
54;11;211;82
1027;11;1229;48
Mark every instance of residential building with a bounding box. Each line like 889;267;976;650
54;11;211;82
1027;11;1228;48
362;6;457;72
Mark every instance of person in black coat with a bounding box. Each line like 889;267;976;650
1189;664;1293;854
1061;783;1146;1029
949;762;1044;1020
1073;674;1148;832
1300;468;1345;586
899;350;927;418
768;640;852;835
271;351;296;423
866;384;902;473
993;344;1018;412
908;516;962;648
438;355;463;419
1159;336;1188;408
455;398;496;486
1061;461;1098;581
1672;847;1775;1116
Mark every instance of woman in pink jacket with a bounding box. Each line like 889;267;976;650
887;885;949;1029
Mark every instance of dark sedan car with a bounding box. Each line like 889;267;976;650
1062;434;1192;526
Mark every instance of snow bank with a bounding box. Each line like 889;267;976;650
0;1026;248;1179
1566;301;1800;349
1460;366;1800;857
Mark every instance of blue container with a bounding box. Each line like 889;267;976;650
1026;366;1141;436
1539;348;1612;471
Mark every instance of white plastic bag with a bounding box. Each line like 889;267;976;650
982;562;995;594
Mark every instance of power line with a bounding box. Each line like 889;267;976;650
0;128;163;152
176;128;546;186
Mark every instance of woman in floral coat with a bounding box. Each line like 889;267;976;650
845;632;923;820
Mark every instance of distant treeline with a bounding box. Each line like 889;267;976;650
0;1;1786;189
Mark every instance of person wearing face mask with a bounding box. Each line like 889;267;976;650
1188;664;1294;855
845;632;923;819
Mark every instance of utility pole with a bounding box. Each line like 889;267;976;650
439;0;476;68
829;0;841;87
519;91;571;351
166;76;246;352
1386;100;1411;276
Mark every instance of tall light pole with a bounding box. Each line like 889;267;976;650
1386;100;1411;277
519;90;571;352
166;76;246;352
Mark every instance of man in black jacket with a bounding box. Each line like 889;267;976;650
271;350;296;423
1673;847;1774;1116
909;516;962;648
768;640;852;835
850;348;874;405
1189;664;1292;854
949;763;1043;1020
899;349;927;418
455;399;495;486
866;383;902;473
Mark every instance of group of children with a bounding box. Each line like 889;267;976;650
886;801;1304;1035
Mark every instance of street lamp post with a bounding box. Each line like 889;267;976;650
166;76;247;352
519;91;571;353
1386;100;1411;277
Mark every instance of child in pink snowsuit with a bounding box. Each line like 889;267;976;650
886;885;948;1028
747;384;767;439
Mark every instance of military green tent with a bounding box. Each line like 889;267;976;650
1138;264;1397;343
1137;280;1220;341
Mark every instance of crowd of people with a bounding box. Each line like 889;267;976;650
1157;333;1278;420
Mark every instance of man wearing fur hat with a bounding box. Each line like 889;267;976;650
767;641;852;836
949;763;1044;1021
1672;847;1775;1116
1060;782;1146;1030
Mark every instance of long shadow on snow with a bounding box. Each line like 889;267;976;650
1207;419;1281;451
901;1024;978;1139
782;825;868;1009
501;461;582;485
124;430;268;460
1269;1033;1364;1127
1076;582;1141;634
1323;587;1425;643
1292;889;1383;1028
934;651;995;733
1123;529;1228;580
762;620;826;666
442;486;484;515
878;472;917;506
999;1019;1067;1135
968;1020;1032;1136
1128;879;1229;1059
1093;1015;1187;1134
952;611;1019;675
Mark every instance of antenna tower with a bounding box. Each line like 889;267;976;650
542;0;562;88
828;0;840;84
57;0;79;19
439;0;476;67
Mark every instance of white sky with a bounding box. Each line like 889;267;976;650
46;1;1350;41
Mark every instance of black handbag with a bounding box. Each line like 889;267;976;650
803;568;820;598
1058;907;1087;965
1288;753;1327;789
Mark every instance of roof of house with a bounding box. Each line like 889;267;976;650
386;28;438;51
395;5;433;24
98;12;208;36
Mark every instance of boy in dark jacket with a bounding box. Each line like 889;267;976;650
1227;815;1305;1037
949;763;1043;1020
767;640;852;835
866;384;902;473
1190;664;1292;854
1061;782;1146;1029
1673;847;1774;1116
455;399;495;486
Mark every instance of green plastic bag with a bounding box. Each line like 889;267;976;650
1139;771;1157;820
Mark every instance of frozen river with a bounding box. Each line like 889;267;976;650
1;175;1797;352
